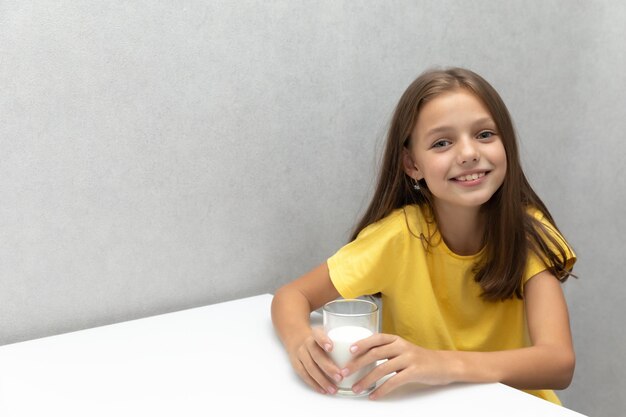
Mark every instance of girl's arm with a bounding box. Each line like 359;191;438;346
451;269;575;389
343;270;575;399
271;262;343;394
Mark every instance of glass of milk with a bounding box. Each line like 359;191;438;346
323;298;379;396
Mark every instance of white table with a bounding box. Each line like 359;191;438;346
0;294;587;416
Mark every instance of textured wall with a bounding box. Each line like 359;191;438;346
1;1;624;416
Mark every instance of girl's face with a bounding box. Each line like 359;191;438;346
403;88;507;212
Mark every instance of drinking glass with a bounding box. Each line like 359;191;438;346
322;298;379;396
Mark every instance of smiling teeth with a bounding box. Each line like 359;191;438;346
456;172;486;181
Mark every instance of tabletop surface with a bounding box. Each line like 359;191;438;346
0;294;587;416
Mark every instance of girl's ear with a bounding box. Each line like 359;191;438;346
402;148;424;181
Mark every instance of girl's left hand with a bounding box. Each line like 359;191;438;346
342;333;454;399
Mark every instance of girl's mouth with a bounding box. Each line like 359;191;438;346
452;171;489;182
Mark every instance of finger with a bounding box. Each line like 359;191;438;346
294;359;328;395
305;334;343;383
311;326;333;353
349;333;397;357
299;347;339;394
367;370;408;400
351;358;399;395
309;348;343;384
343;343;395;379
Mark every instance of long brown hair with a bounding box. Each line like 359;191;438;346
351;67;574;300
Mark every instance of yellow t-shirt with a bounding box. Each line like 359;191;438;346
327;205;576;405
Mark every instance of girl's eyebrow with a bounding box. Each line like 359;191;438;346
424;125;453;136
425;117;496;136
472;117;496;128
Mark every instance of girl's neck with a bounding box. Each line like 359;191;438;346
433;203;485;256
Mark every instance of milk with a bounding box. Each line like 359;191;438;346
327;325;375;392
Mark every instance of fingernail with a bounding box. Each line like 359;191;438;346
340;368;349;377
327;386;337;394
353;385;362;394
324;343;332;352
333;373;342;382
350;345;358;353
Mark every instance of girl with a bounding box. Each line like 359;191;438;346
271;67;576;404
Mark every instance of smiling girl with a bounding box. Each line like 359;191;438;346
271;67;576;405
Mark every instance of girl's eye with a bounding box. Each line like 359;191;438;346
477;131;495;140
432;139;451;148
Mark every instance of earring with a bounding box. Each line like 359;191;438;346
413;178;420;191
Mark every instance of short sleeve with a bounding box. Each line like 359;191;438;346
523;211;576;284
327;209;409;299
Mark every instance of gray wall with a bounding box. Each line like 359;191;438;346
1;1;623;416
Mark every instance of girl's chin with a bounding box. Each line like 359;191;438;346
432;193;495;210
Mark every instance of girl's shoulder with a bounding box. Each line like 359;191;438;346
356;205;430;241
523;205;576;280
526;206;547;221
525;206;562;237
525;205;575;258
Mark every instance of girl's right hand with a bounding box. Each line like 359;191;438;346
271;261;343;394
287;326;343;395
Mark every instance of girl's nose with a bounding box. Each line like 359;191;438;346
458;138;480;165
